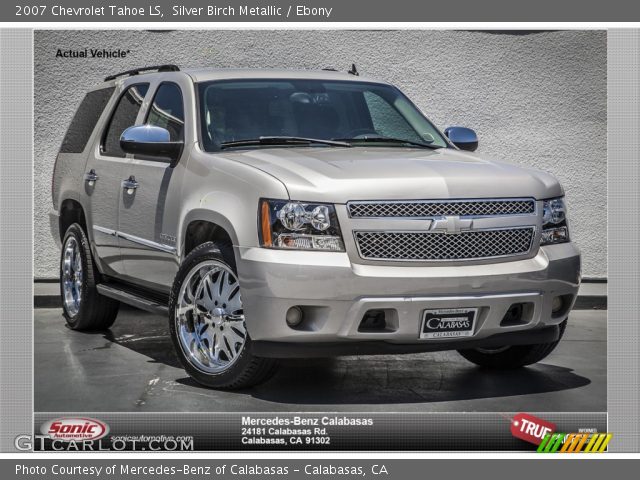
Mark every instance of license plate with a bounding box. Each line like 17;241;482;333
421;308;477;339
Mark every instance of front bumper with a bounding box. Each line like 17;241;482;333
236;242;581;357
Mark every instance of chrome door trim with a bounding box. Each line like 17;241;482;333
92;225;177;254
93;225;116;236
118;230;177;254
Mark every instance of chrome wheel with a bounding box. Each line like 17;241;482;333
175;260;246;374
61;236;83;316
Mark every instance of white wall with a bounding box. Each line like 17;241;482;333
34;30;607;278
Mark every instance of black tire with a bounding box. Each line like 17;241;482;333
457;320;568;369
60;223;119;330
168;241;278;389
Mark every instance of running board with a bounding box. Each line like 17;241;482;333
96;284;168;315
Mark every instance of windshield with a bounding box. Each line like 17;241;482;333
197;79;449;151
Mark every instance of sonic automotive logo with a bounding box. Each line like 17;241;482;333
40;417;109;442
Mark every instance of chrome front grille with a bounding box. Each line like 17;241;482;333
348;198;535;218
354;227;535;261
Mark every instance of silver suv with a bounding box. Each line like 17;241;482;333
50;65;581;389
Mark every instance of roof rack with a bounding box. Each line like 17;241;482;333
104;64;180;82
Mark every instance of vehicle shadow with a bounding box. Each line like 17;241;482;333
248;358;591;405
169;356;590;405
99;325;184;369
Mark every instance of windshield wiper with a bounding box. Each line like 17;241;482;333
220;136;352;149
333;136;441;149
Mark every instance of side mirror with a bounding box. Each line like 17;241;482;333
444;126;478;152
120;125;183;165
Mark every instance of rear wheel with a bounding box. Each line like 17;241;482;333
60;223;119;330
457;320;568;368
168;242;278;389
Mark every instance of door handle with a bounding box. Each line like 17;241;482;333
84;169;99;186
121;176;139;194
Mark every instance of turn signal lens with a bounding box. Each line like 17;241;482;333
260;200;273;247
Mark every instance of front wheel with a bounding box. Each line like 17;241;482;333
168;242;278;389
457;320;567;369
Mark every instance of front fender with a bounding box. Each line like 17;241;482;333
178;148;290;260
179;207;241;257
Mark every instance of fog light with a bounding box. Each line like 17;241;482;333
552;296;564;313
286;306;303;327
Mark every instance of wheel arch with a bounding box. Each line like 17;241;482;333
180;209;240;261
59;199;88;241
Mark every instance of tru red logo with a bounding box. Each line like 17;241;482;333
510;413;556;445
40;417;109;442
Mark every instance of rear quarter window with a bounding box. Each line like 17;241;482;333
59;87;115;153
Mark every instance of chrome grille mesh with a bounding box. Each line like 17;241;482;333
348;199;535;218
354;228;535;261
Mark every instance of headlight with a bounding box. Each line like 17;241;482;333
541;197;570;245
259;199;345;251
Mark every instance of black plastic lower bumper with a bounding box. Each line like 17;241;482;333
253;324;561;358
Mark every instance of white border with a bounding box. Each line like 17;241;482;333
13;21;623;459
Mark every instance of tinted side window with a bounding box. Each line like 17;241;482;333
60;87;115;153
146;83;185;141
102;84;149;157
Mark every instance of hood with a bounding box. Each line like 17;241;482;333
218;146;563;203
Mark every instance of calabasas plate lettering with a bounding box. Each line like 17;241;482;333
421;308;477;339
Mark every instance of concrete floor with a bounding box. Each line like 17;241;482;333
35;306;606;413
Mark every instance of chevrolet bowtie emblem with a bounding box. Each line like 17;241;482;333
430;216;473;234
